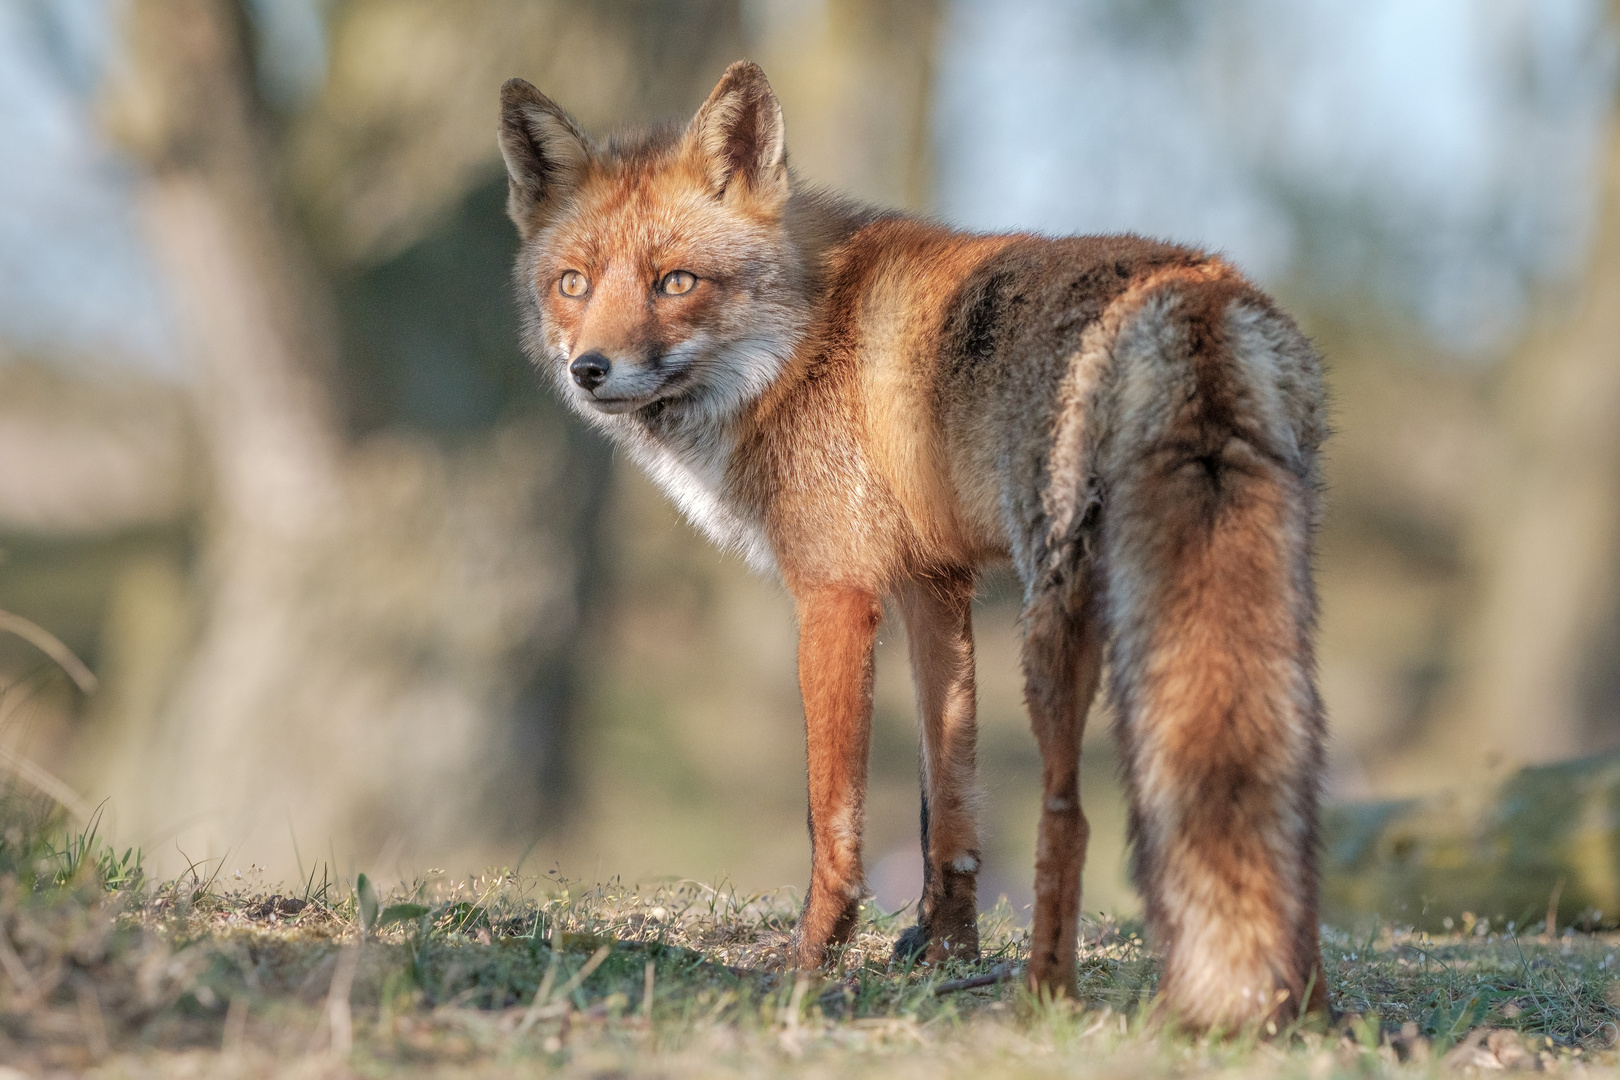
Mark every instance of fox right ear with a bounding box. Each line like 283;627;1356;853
499;79;591;238
688;61;787;205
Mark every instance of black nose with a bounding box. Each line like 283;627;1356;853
570;351;611;391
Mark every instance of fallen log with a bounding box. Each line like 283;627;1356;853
1321;752;1620;932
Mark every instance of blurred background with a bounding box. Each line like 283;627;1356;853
0;0;1618;921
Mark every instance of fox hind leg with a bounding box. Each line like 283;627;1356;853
1020;573;1105;997
892;571;982;964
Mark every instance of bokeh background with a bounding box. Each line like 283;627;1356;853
1;0;1618;922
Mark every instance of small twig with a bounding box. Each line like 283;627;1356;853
0;609;97;693
934;962;1017;995
1546;877;1566;938
516;943;612;1035
551;944;611;1004
516;935;563;1035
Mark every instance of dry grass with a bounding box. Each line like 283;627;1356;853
3;787;1620;1077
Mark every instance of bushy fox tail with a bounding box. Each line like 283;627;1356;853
1099;272;1328;1028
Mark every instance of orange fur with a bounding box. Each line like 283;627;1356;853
500;62;1330;1029
795;586;881;964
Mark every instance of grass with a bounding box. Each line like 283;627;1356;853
3;786;1620;1077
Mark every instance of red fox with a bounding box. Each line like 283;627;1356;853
499;61;1329;1028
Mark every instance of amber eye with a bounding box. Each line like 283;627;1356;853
659;270;697;296
558;271;589;297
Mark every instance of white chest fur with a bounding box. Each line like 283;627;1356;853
628;427;777;576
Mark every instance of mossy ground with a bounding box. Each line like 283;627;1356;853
3;791;1620;1077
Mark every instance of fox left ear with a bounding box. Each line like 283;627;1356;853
499;78;592;239
688;61;788;205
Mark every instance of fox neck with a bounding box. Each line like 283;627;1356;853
602;335;794;578
621;415;775;573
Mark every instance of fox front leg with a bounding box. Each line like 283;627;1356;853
892;571;982;964
792;585;881;968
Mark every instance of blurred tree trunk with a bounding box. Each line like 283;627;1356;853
88;0;751;878
748;0;941;211
107;0;344;531
100;0;367;865
1397;8;1620;782
94;0;582;873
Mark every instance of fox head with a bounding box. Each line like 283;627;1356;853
499;62;808;427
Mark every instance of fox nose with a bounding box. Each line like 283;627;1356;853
570;351;611;391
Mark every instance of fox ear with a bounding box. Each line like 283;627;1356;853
499;78;591;238
687;61;787;205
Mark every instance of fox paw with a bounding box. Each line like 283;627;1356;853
891;919;979;965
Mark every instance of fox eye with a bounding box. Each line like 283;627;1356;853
659;270;697;296
558;271;589;298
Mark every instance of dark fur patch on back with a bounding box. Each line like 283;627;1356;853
955;270;1013;371
935;234;1207;402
